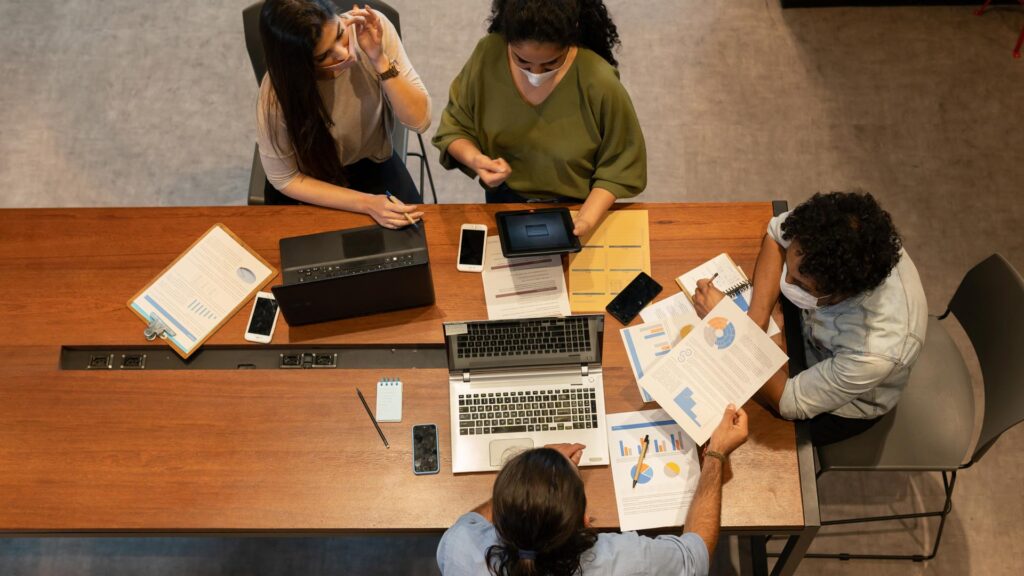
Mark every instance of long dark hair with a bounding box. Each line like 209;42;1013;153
487;0;621;67
486;448;598;576
259;0;346;185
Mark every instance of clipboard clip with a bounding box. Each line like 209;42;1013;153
143;315;177;341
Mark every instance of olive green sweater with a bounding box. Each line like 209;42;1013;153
432;34;647;200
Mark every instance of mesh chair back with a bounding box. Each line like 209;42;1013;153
947;254;1024;464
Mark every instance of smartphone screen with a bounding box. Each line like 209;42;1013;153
458;229;486;266
412;424;439;474
606;272;663;325
247;296;279;336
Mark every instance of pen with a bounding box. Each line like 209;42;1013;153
356;387;390;448
707;272;719;287
632;434;650;489
385;192;419;228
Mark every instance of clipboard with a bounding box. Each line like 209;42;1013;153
127;223;277;359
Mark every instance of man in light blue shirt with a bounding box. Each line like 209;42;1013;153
695;192;927;446
437;405;749;576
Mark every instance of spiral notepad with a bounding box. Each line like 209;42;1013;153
375;377;403;423
675;253;754;311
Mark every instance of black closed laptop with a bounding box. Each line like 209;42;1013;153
272;224;435;326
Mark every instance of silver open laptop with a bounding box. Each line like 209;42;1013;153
443;314;610;473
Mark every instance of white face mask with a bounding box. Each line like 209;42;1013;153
318;23;358;78
779;263;827;310
519;66;560;87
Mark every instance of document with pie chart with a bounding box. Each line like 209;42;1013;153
640;298;788;445
606;409;700;531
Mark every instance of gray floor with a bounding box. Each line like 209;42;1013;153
1;0;1023;574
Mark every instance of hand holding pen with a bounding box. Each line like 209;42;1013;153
385;192;422;229
367;192;421;229
694;272;725;319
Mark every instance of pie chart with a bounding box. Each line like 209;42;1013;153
664;461;681;478
630;463;653;485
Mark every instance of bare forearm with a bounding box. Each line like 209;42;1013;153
756;364;787;415
749;234;784;331
370;55;430;131
446;138;482;169
684;458;723;558
579;188;617;224
281;174;371;214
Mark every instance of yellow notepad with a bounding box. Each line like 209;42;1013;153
567;210;651;312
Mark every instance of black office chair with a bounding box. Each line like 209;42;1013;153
242;0;437;205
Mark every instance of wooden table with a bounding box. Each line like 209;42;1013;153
0;203;817;575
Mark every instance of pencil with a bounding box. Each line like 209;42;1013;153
386;192;419;228
356;388;390;448
632;434;650;489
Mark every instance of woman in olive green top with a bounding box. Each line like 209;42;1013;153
432;0;646;237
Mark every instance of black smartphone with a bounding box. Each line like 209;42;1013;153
605;272;663;325
412;424;440;475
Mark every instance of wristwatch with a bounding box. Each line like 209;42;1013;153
704;449;727;465
378;59;400;81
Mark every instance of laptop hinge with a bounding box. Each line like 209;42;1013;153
463;370;471;383
581;364;589;377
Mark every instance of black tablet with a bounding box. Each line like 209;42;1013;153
495;207;582;258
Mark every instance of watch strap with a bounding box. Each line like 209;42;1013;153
379;59;399;81
704;450;727;465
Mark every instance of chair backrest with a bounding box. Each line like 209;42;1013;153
947;254;1024;465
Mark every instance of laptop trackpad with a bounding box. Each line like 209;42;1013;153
489;438;535;467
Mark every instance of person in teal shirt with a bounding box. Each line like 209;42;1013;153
433;0;647;237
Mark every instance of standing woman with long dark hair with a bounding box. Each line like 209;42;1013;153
258;1;430;228
432;0;646;237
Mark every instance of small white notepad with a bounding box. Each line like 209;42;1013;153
375;378;403;423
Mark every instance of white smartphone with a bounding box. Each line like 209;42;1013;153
457;224;488;273
244;291;280;343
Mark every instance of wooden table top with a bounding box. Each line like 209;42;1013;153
0;203;802;533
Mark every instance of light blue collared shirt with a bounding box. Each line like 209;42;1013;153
437;512;709;576
768;212;928;420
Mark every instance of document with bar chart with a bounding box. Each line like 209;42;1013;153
640;298;788;445
606;409;700;531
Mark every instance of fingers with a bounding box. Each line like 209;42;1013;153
733;406;749;430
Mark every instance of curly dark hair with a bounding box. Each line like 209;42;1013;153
487;0;621;67
486;448;598;576
781;192;903;297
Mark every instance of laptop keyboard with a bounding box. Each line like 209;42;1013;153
456;317;592;359
457;388;598;435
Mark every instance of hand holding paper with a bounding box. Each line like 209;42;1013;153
639;298;788;445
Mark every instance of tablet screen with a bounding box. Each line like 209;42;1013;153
496;209;579;256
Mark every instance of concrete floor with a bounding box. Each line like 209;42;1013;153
1;0;1022;574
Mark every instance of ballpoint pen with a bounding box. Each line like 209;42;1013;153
632;434;650;489
357;388;390;448
386;192;419;228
